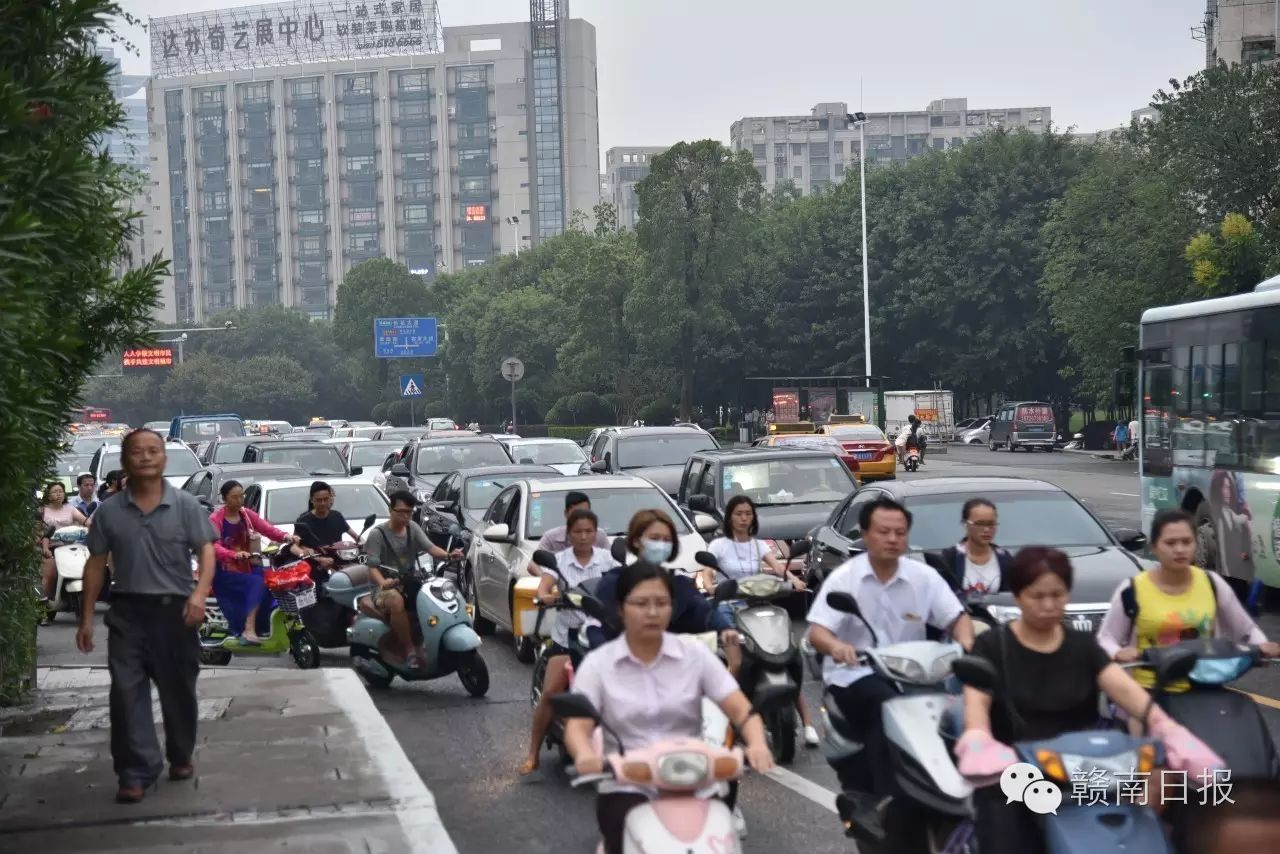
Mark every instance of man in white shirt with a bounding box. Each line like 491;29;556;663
807;497;974;799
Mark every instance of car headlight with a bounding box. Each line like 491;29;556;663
656;751;710;787
988;605;1021;623
414;488;432;502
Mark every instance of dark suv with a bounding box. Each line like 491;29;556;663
241;441;353;476
676;447;858;542
381;436;514;502
581;426;719;496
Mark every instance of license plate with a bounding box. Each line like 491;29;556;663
292;587;317;609
856;452;875;461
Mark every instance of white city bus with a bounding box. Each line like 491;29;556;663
1137;273;1280;589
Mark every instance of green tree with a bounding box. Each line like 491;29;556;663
157;353;315;424
1041;146;1200;403
1184;212;1277;297
1;1;165;700
636;141;762;420
333;258;437;391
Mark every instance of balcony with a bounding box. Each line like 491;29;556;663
242;174;276;189
194;101;225;115
397;88;433;101
290;121;326;134
246;251;283;264
288;147;328;159
342;90;374;103
393;114;433;127
337;118;375;130
345;221;380;233
339;143;379;156
344;170;382;181
291;93;321;106
295;219;328;235
296;249;330;262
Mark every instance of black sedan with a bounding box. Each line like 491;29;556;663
806;477;1150;632
419;464;563;542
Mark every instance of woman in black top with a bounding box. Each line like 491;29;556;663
957;547;1211;854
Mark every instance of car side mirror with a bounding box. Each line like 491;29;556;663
590;459;609;474
391;463;410;477
435;499;457;514
693;513;719;534
549;692;601;722
952;655;1000;693
787;540;812;560
483;523;513;544
846;537;866;556
349;465;363;476
1112;528;1147;552
688;494;715;514
198;497;213;511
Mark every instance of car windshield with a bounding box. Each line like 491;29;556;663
54;454;91;479
262;483;388;525
73;436;107;455
257;446;347;475
526;487;692;539
349;443;401;468
508;441;587;466
464;475;537;509
903;490;1111;551
213;440;262;464
180;420;244;442
616;434;717;469
774;436;842;451
828;426;887;441
722;456;856;506
100;447;202;477
415;443;510;475
380;429;424;442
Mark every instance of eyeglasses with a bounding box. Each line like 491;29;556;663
966;520;998;529
624;598;672;613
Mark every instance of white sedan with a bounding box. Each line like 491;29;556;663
241;477;391;544
468;474;719;662
501;437;589;475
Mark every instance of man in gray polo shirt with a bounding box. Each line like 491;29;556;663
77;429;216;804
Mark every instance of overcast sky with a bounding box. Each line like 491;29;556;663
111;0;1208;161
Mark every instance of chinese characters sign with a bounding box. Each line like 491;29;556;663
122;347;175;372
151;0;443;79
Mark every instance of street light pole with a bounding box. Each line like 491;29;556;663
848;112;872;388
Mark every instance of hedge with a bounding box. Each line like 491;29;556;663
547;425;605;443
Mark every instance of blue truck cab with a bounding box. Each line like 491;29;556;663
168;414;246;447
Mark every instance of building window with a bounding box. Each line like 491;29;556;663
456;66;487;88
346;128;375;147
932;138;945;150
202;190;228;211
403;179;431;200
406;230;432;250
464;203;488;222
790;143;803;155
458;122;489;140
346;155;375;176
299;236;323;254
350;181;376;204
405;205;431;224
460;175;489;193
399;71;429;92
1242;39;1276;64
296;157;324;179
835;163;845;177
202;166;227;185
403;151;430;173
349;206;377;225
344;103;373;124
195;87;224;105
347;233;379;251
834;141;843;154
402;126;430;146
290;79;320;97
752;143;766;160
198;115;224;135
240;83;271;104
298;210;325;224
297;184;322;206
792;166;802;180
401;100;429;119
931;115;944;127
343;74;372;94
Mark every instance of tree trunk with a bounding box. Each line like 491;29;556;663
679;323;695;422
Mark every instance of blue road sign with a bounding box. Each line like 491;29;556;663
400;374;425;398
374;317;438;358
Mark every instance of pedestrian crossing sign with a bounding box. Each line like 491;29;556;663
400;373;425;398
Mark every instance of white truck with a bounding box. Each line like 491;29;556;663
884;390;956;445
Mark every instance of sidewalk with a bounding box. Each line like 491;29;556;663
0;666;457;853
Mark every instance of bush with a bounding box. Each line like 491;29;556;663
710;426;736;443
546;391;615;425
637;397;676;426
547;425;602;443
0;2;164;702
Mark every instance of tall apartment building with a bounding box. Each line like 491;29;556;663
604;146;667;229
730;99;1051;196
1198;0;1279;67
146;0;599;323
97;46;151;173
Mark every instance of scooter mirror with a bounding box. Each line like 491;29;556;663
362;514;377;532
1150;647;1199;689
610;537;629;564
714;579;739;602
448;522;462;537
825;591;862;616
695;550;720;571
550;692;600;722
579;594;619;632
531;549;559;572
753;684;799;717
951;655;1000;692
787;540;812;560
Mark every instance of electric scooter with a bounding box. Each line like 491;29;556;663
46;525;90;621
952;653;1174;854
297;514;377;648
815;591;973;853
549;685;796;854
904;446;922;473
199;546;322;669
348;546;489;695
699;542;812;765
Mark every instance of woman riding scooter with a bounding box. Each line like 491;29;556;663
955;547;1222;854
564;560;775;854
210;480;303;645
521;508;612;776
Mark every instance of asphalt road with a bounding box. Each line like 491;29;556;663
33;445;1280;852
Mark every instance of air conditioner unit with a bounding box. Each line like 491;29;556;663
447;106;457;117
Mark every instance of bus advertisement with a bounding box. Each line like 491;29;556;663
1137;274;1280;588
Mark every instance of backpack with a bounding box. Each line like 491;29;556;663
1119;568;1219;628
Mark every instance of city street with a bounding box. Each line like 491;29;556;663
31;446;1280;853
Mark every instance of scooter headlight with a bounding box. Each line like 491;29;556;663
1039;744;1158;785
737;576;785;598
656;751;710;788
878;655;929;685
988;605;1021;624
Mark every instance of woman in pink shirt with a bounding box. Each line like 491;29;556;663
564;561;775;854
210;480;301;644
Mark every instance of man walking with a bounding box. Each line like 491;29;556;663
77;428;216;804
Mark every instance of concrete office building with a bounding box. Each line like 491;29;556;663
146;0;599;323
730;99;1050;196
1198;0;1278;67
98;46;151;173
605;145;667;229
1071;105;1160;144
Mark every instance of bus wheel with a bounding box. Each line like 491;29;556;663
1193;503;1218;571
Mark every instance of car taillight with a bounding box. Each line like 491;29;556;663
842;455;860;470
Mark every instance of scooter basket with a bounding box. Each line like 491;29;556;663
264;564;312;592
273;582;317;616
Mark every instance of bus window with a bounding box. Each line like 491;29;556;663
1174;346;1191;415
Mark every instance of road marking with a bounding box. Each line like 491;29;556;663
763;766;839;814
1110;492;1140;497
1236;688;1280;711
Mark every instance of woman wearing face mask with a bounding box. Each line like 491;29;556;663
564;560;775;854
955;547;1223;854
926;498;1014;598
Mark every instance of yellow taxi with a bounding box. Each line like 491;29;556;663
821;422;896;480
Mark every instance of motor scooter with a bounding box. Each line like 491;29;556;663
1139;638;1280;781
199;546;322;669
297;514;377;648
815;590;974;853
348;547;488;695
904;446;922;473
45;525;90;621
951;652;1175;854
549;685;796;854
699;542;811;765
